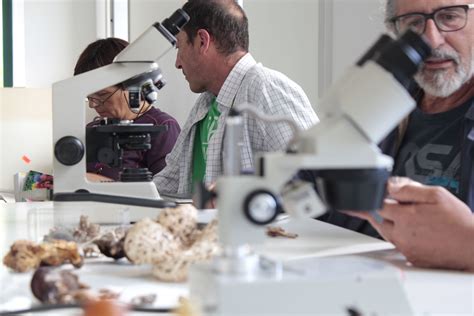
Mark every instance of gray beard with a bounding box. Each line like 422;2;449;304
415;56;473;98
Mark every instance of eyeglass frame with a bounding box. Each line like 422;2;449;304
87;86;122;108
388;4;474;35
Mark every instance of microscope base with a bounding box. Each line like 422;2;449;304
189;255;412;316
53;191;175;208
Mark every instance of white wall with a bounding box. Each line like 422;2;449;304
245;0;319;108
22;0;97;87
0;88;53;191
0;3;3;88
329;0;386;83
245;0;385;109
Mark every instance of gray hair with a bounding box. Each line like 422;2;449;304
384;0;397;32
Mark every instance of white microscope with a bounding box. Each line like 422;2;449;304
52;9;189;207
190;31;431;315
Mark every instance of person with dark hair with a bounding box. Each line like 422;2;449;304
153;0;318;196
74;37;181;181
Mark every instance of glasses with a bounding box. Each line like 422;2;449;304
87;87;121;108
390;4;474;35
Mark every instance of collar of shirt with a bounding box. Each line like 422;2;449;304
189;53;257;126
216;53;257;109
414;89;474;122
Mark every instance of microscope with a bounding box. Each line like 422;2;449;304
52;9;189;207
189;31;431;315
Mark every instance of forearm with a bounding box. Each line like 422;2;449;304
460;217;474;272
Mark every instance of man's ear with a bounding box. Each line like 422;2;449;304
196;29;212;53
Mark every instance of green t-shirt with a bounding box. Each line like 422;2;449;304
192;98;221;187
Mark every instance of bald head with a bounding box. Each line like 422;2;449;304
182;0;249;56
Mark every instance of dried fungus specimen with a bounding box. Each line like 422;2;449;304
3;239;83;273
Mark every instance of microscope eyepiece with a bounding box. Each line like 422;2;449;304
153;9;190;46
373;30;432;89
398;30;432;65
162;9;190;37
356;30;431;91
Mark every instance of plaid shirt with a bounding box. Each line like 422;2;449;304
153;53;318;195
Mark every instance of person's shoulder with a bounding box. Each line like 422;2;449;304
242;64;308;105
139;107;179;126
245;63;302;90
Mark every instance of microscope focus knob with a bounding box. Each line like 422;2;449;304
55;136;84;166
244;190;279;225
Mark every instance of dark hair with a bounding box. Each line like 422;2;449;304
74;37;129;75
182;0;249;55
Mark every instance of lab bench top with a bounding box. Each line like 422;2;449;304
0;202;473;315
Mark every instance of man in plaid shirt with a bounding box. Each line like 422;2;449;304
154;0;318;196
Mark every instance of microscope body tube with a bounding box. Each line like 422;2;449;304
223;114;244;176
114;9;189;63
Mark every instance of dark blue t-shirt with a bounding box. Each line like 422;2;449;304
393;100;471;198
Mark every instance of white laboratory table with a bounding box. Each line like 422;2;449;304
0;201;473;315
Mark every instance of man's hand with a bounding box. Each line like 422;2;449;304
346;177;474;271
192;182;217;209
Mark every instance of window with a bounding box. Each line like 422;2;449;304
2;0;13;87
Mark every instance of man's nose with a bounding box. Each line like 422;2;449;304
423;19;445;49
175;56;182;70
